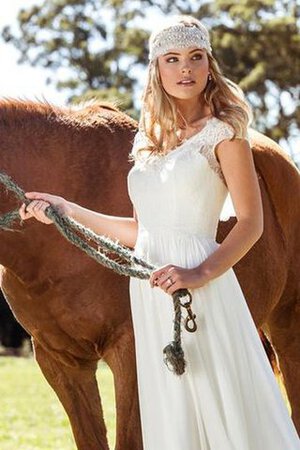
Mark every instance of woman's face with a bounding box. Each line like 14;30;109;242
157;46;210;101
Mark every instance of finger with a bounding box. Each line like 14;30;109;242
19;203;32;219
25;192;44;200
151;278;161;288
160;272;173;285
32;201;51;219
157;269;175;287
152;264;173;277
32;200;50;211
150;265;175;288
28;200;49;211
35;205;51;222
25;200;42;214
159;276;175;292
22;202;37;216
25;201;49;222
150;270;165;287
19;203;26;215
149;273;155;288
25;192;54;203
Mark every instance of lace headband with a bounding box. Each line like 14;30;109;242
149;20;212;61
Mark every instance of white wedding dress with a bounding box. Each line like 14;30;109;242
127;116;300;450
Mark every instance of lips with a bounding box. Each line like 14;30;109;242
177;79;195;85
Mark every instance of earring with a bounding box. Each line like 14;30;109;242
208;73;212;81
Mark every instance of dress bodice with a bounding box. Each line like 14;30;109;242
127;117;239;240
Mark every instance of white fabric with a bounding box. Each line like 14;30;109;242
148;20;212;60
127;117;300;450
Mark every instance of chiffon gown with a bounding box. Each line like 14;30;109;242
127;116;300;450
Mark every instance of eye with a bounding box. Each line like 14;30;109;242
164;53;203;63
166;56;178;63
192;53;203;60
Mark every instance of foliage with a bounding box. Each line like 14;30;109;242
1;0;299;150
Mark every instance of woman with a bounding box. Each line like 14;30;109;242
19;15;300;450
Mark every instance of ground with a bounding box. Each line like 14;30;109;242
0;357;116;450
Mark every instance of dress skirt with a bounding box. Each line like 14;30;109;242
129;228;300;450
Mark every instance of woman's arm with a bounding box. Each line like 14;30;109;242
19;193;139;249
70;202;138;248
150;137;263;292
198;137;263;282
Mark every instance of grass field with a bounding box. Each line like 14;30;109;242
0;356;291;450
0;357;116;450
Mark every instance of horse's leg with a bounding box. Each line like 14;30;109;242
104;327;143;450
269;312;300;436
33;340;109;450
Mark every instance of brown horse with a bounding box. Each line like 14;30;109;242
0;99;299;449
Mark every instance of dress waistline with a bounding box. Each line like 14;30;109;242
137;223;217;242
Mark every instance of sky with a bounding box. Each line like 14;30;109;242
0;1;299;162
0;0;67;105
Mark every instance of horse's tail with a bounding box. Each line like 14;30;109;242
259;328;283;381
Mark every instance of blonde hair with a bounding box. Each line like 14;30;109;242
138;16;253;155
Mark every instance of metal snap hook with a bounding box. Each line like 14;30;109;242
184;307;197;332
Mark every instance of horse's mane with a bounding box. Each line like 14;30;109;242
0;98;136;131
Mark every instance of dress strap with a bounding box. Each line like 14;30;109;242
196;119;235;186
130;130;150;160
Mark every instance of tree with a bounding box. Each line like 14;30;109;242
2;0;149;116
1;0;299;156
210;0;300;157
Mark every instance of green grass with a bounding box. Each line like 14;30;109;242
0;357;116;450
0;356;291;450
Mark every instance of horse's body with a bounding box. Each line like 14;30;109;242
0;99;299;449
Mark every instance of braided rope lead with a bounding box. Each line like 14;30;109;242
0;172;198;376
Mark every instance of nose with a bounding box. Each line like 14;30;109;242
181;61;192;74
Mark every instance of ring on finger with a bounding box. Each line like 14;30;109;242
167;277;173;286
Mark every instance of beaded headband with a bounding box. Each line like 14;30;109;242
149;18;212;61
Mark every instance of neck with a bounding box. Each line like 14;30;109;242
174;94;211;126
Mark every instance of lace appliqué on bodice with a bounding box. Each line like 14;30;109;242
130;117;246;186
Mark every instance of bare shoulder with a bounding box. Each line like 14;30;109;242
215;137;255;186
215;137;263;229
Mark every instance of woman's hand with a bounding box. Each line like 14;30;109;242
19;192;73;225
149;264;210;295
